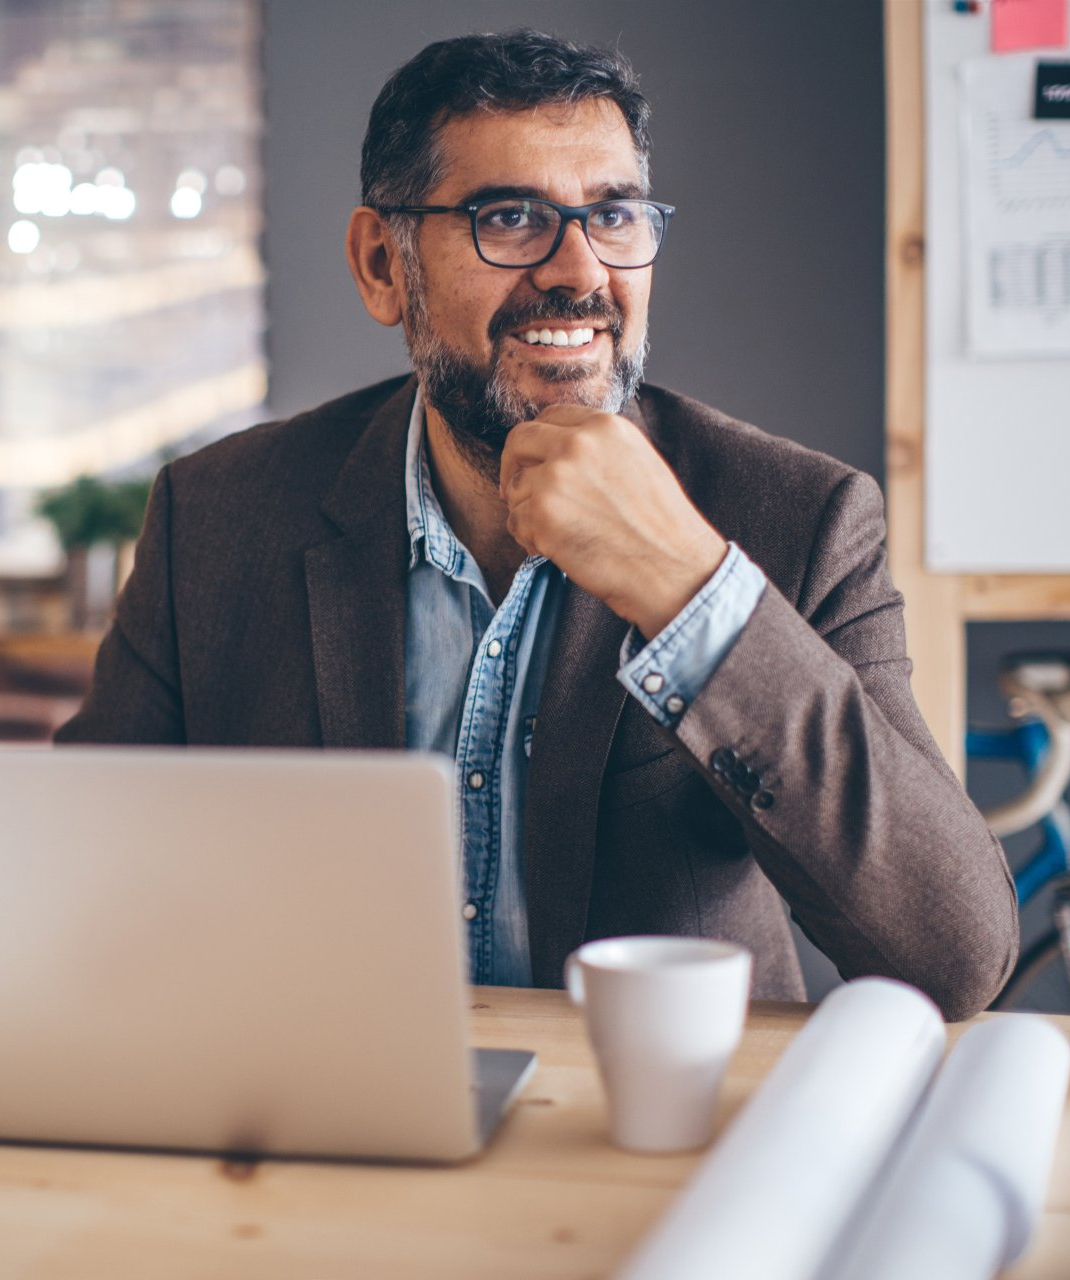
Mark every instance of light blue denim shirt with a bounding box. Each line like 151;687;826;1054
403;389;767;985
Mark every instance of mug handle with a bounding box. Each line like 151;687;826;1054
564;951;585;1006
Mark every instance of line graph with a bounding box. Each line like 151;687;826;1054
1000;128;1070;169
987;115;1070;211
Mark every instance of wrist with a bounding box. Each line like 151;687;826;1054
626;530;729;639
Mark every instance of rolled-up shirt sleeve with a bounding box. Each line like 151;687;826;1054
617;541;767;726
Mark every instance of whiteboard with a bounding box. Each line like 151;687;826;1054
925;0;1070;571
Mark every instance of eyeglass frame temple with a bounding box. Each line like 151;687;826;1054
376;199;675;269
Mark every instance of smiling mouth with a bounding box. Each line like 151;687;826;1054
517;326;598;349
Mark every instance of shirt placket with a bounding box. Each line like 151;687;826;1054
455;565;535;983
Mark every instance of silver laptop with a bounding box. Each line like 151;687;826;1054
0;747;535;1162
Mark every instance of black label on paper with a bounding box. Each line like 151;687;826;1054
1035;63;1070;120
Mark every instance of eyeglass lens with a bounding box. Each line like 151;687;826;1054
473;199;665;268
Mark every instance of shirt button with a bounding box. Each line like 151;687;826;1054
665;694;686;716
462;902;478;920
486;639;502;658
467;770;485;791
751;789;775;811
641;672;665;694
711;747;738;773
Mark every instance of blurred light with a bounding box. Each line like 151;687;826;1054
13;187;39;214
14;146;43;167
215;164;246;196
177;167;206;194
100;186;136;220
13;163;74;217
70;183;98;215
170;187;202;219
40;192;72;218
0;363;267;488
13;164;135;222
0;243;264;331
8;220;41;253
41;189;72;218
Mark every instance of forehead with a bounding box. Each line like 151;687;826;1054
430;98;642;200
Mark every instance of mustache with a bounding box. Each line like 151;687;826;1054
488;294;624;343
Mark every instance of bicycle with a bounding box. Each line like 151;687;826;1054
966;652;1070;1010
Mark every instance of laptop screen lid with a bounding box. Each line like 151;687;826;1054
0;747;520;1162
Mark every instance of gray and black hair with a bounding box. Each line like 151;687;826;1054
360;29;652;217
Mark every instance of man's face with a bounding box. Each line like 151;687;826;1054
396;99;653;476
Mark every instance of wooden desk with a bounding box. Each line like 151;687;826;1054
1;988;1068;1279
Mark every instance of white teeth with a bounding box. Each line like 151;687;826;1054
520;327;596;347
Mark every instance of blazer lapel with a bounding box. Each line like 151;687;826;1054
305;380;415;749
524;584;630;987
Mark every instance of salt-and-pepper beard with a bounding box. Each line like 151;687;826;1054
399;247;649;483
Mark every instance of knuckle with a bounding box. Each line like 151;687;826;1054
533;488;566;531
541;461;570;494
558;430;591;463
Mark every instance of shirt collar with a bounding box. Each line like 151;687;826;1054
404;386;461;575
403;385;553;581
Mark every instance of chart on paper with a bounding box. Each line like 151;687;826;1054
962;56;1070;355
990;122;1070;209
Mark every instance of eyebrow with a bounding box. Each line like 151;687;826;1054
456;180;648;205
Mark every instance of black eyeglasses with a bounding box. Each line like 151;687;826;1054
376;197;675;269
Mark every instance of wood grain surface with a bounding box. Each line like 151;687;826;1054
0;988;1066;1279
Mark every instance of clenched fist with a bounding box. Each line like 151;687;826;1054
500;404;728;639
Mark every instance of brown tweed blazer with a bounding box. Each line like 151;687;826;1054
57;376;1018;1019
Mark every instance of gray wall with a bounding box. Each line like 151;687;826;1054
262;0;886;482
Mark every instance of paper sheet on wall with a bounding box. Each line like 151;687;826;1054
960;54;1070;356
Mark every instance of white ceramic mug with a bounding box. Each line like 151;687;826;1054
565;935;752;1154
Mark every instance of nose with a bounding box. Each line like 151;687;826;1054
529;217;610;297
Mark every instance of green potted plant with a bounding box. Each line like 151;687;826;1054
36;474;153;629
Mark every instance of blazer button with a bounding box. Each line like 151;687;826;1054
711;747;738;773
730;764;761;793
751;789;775;811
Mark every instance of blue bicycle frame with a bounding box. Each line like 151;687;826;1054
966;718;1070;905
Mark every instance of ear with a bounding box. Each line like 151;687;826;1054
346;206;406;327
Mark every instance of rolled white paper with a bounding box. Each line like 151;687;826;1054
615;978;946;1280
821;1015;1070;1280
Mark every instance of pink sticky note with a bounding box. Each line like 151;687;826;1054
991;0;1069;52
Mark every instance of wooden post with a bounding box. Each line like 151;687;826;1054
885;0;966;775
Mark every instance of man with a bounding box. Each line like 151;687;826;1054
58;31;1017;1019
